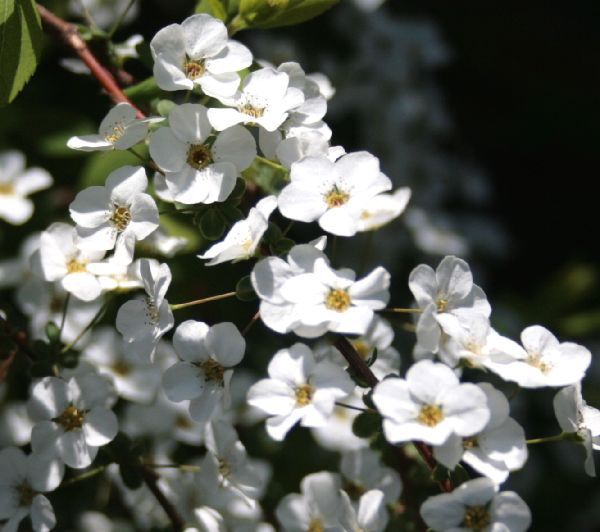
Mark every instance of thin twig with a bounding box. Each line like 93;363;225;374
141;466;185;531
241;310;260;337
36;4;145;118
333;336;453;493
170;291;237;311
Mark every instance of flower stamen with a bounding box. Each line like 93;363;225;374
200;358;225;385
463;505;491;531
55;405;85;431
295;384;314;406
325;289;351;312
418;404;444;427
187;144;213;170
111;205;132;232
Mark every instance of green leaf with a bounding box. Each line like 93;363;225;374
237;0;338;30
195;0;228;20
236;276;257;301
45;322;61;344
352;411;381;438
270;237;295;256
198;208;226;240
156;99;175;117
123;76;162;102
218;203;244;224
0;0;43;105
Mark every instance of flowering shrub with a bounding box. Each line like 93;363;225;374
0;1;598;531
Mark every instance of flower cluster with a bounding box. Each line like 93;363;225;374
0;7;598;532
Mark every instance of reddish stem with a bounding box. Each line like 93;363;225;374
36;4;145;118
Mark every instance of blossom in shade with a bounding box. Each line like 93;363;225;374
115;259;174;361
0;150;52;225
339;489;388;532
0;447;63;532
420;477;531;532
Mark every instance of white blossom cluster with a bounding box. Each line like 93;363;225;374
0;8;598;532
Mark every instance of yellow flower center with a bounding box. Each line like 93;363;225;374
200;358;225;385
111;360;131;376
184;59;206;80
187;144;213;170
463;505;491;531
418;404;444;427
351;340;371;361
436;298;449;312
55;405;85;431
463;436;478;449
111;205;132;232
104;123;126;144
145;297;160;325
325;288;351;312
324;185;349;209
526;351;552;374
239;103;265;119
175;414;192;429
218;459;230;478
67;258;87;274
17;481;36;507
344;480;366;500
0;182;14;195
295;384;314;406
308;518;324;532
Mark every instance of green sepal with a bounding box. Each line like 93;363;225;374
198;208;226;240
352;410;381;439
236;275;258;301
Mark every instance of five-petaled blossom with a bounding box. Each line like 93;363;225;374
420;477;531;532
149;103;255;204
116;259;174;361
151;13;252;97
162;320;246;423
246;343;354;441
278;151;393;237
28;374;118;469
372;359;490;445
69;165;159;264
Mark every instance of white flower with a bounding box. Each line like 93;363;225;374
70;165;159;264
276;471;343;532
276;257;390;337
553;383;600;477
207;67;304;132
339;489;388;532
150;13;252;97
198;196;277;265
372;359;490;445
28;374;118;469
162;320;245;423
86;257;145;293
420;477;531;532
278;152;392;237
340;448;402;505
487;325;592;388
82;327;162;403
116;259;174;361
438;310;525;370
0;447;63;532
356;187;412;232
408;255;491;353
203;420;268;500
37;222;104;302
139;226;187;257
246;343;354;441
433;383;528;484
149;104;255;204
0;150;52;225
67;103;156;151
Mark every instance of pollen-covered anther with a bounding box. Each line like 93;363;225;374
526;352;552;374
55;405;85;431
110;205;132;232
218;459;230;478
67;258;87;274
463;505;491;530
111;360;131;376
201;358;225;385
295;384;314;406
240;103;265;119
184;59;206;80
104;123;126;144
436;298;449;312
324;186;349;208
145;298;160;325
17;481;36;506
418;404;444;427
325;288;351;312
463;436;478;449
187;144;213;170
308;518;325;532
0;182;14;195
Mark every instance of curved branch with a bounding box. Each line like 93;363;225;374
36;4;146;118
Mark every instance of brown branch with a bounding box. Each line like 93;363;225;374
141;466;185;531
0;318;35;383
36;4;146;118
333;336;453;494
